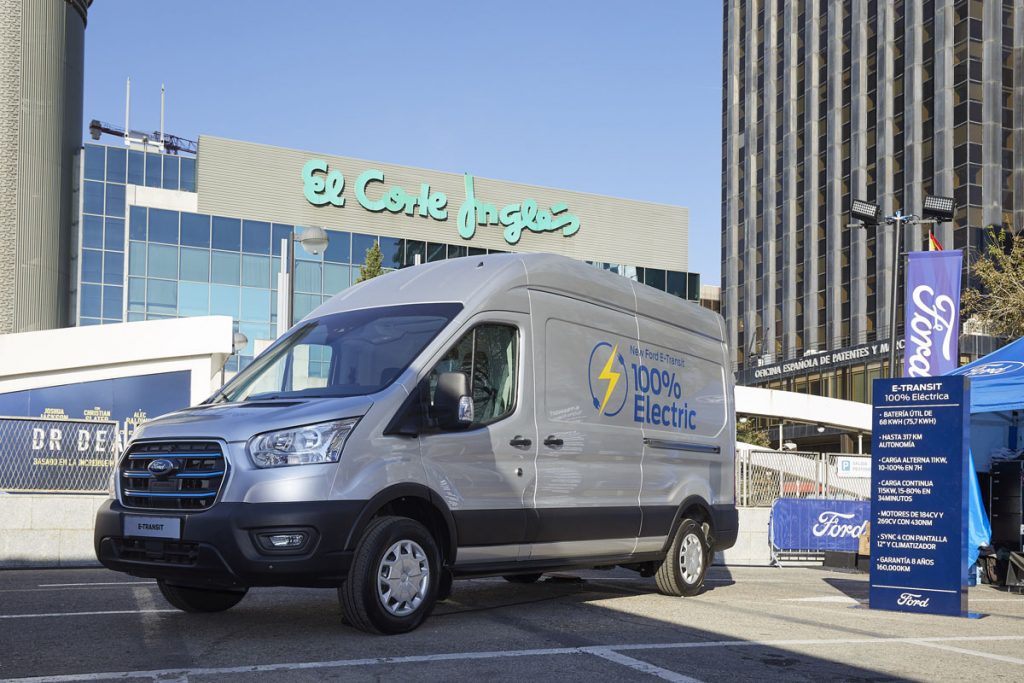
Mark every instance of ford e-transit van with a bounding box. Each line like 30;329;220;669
95;253;737;634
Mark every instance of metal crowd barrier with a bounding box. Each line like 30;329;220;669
736;448;871;507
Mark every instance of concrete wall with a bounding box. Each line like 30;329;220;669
0;494;106;567
716;507;772;567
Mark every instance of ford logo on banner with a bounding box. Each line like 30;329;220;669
769;499;871;553
904;251;962;378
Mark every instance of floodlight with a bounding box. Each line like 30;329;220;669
922;195;956;222
816;423;826;433
851;199;881;226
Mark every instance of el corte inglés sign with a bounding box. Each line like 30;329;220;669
301;159;581;246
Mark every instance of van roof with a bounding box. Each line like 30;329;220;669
310;253;725;343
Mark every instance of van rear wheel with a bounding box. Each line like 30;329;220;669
655;518;709;597
157;580;247;612
339;516;440;635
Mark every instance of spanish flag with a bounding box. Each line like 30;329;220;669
928;231;943;251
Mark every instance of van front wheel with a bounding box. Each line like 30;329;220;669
655;518;709;597
339;516;440;634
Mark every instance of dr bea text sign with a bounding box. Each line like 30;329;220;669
302;159;581;246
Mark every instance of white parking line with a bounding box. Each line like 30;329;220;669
38;582;156;588
586;647;705;683
0;609;177;620
909;639;1024;666
2;634;1022;682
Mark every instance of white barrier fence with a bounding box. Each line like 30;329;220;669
736;448;871;507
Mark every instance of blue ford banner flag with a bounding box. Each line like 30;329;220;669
769;499;870;553
904;250;962;377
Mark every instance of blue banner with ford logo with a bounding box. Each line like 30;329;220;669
769;499;870;553
869;376;970;617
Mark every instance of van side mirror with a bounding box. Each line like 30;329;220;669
435;371;473;429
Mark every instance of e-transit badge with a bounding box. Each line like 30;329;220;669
869;376;970;617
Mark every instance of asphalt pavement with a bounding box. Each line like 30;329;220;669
0;565;1022;681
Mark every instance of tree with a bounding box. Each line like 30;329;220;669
961;226;1024;340
355;241;385;283
736;419;772;448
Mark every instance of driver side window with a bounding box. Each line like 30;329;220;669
427;324;518;428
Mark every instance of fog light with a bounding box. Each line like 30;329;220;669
255;529;311;553
268;534;305;548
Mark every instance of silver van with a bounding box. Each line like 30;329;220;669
95;253;737;634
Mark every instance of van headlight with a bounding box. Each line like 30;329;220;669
247;418;359;468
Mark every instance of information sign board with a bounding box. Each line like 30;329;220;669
869;376;970;616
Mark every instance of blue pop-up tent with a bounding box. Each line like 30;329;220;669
946;336;1024;566
950;334;1024;415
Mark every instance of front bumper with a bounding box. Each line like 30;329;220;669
95;499;365;588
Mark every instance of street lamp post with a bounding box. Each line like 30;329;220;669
850;196;955;378
277;227;329;337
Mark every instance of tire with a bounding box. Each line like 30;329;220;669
157;580;247;613
502;573;543;584
339;516;440;635
655;518;710;597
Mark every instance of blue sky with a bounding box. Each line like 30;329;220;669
84;1;724;283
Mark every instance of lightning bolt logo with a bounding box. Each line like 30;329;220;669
598;344;622;415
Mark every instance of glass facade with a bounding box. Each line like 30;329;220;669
79;143;701;372
79;144;195;325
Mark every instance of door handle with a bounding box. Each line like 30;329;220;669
543;435;564;447
509;436;532;447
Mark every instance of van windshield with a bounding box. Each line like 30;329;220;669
213;303;462;402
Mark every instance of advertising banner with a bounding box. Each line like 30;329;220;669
904;251;963;377
0;418;119;493
0;371;191;492
769;498;871;553
870;376;970;616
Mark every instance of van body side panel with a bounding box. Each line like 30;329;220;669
529;290;642;557
418;311;537;561
330;398;429;503
634;313;728;541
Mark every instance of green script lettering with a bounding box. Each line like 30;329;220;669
355;169;387;211
306;162;578;245
302;159;345;206
355;169;448;220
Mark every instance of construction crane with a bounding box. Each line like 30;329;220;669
88;119;197;156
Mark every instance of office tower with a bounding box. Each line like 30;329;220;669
723;0;1024;401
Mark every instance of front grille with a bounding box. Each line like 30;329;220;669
119;441;226;511
114;538;200;565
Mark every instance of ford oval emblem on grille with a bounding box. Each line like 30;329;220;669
148;458;177;477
